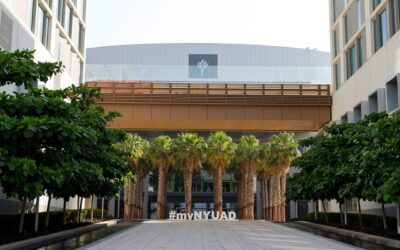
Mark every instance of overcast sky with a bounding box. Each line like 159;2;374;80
86;0;330;52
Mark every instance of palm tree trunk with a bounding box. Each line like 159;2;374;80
157;164;168;219
34;196;40;232
45;194;52;228
79;197;83;222
314;201;318;221
321;200;328;223
124;179;132;219
213;166;223;216
19;197;27;234
62;199;67;225
281;174;287;223
183;166;193;216
241;171;248;219
381;203;388;230
132;174;143;219
77;196;80;223
246;170;255;220
273;175;280;222
357;198;363;228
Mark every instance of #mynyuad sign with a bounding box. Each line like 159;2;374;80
169;211;237;221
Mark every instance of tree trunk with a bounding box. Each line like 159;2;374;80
77;196;80;223
339;202;344;224
101;198;104;220
273;175;280;222
314;201;318;221
45;194;52;228
381;203;387;231
132;174;144;219
90;195;94;222
79;197;83;222
344;199;348;225
183;166;193;216
62;199;67;225
281;174;287;223
321;200;328;223
213;165;223;216
157;164;168;219
357;198;363;228
34;196;40;232
241;172;248;219
124;179;132;219
246;170;255;220
19;197;27;234
117;190;121;219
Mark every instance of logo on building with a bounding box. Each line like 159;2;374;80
189;54;218;78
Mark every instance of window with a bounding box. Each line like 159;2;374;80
64;5;73;37
43;0;52;8
0;11;13;51
346;31;366;79
333;0;349;22
36;5;50;48
56;0;65;24
333;30;339;57
372;0;382;11
369;92;379;113
346;45;357;78
344;0;364;44
387;76;399;112
389;0;400;36
334;62;341;90
29;0;37;32
353;104;362;122
78;24;84;53
375;10;389;51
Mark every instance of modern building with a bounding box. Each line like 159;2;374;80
329;0;400;217
0;0;87;214
86;43;331;219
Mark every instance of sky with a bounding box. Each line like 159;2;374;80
86;0;331;52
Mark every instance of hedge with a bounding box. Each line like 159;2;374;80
0;208;109;235
306;212;398;232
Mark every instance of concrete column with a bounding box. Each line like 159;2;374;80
143;175;149;219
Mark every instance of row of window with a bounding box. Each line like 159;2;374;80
333;0;400;90
28;0;85;54
340;75;399;123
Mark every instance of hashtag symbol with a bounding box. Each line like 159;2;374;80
169;211;176;220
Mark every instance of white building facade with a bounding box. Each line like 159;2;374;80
329;0;400;219
0;0;87;214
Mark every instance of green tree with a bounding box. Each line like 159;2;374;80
172;133;207;215
206;132;236;216
236;135;260;220
148;136;173;219
117;134;150;219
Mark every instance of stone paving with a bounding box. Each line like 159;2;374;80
81;220;360;250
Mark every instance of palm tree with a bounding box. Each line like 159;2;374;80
207;132;236;216
258;142;274;220
172;133;207;215
148;136;173;219
236;135;260;219
118;134;150;219
269;133;300;222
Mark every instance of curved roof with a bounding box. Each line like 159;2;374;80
85;43;330;84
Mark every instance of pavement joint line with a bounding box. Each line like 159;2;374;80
248;238;308;244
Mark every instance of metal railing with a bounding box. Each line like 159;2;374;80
86;81;331;106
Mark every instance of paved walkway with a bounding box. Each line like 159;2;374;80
81;220;359;250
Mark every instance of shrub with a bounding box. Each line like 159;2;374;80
306;212;398;233
0;208;109;235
